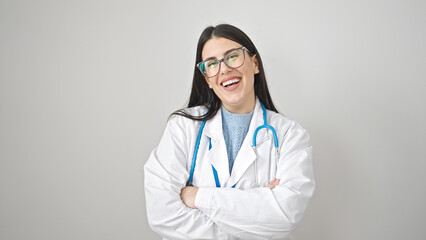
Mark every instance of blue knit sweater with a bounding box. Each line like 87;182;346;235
221;106;254;174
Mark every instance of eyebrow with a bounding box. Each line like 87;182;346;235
203;47;242;62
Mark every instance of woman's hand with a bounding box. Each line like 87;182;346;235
180;186;199;209
266;178;280;189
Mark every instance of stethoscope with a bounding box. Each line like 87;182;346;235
187;102;279;188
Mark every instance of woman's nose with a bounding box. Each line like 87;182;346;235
219;61;232;74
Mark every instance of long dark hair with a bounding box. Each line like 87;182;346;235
172;24;278;121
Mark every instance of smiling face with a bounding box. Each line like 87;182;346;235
201;37;259;114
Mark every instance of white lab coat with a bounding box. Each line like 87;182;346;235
144;98;315;240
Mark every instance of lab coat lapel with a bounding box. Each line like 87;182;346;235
203;107;230;186
227;99;269;187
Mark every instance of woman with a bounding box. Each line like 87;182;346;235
144;24;315;240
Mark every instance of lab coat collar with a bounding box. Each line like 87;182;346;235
203;107;229;185
203;98;269;187
203;98;265;140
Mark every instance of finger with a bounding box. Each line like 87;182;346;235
266;179;278;189
266;178;282;189
273;178;280;186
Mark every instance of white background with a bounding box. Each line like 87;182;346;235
1;0;425;239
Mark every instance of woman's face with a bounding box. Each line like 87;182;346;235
201;37;259;114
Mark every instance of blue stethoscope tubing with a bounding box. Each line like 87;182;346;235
187;102;279;188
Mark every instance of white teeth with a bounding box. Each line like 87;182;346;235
222;78;240;87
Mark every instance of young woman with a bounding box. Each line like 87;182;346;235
144;24;315;240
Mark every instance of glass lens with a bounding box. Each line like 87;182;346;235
204;59;220;77
225;48;244;69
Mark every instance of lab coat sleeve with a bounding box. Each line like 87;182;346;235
144;118;231;240
194;121;315;240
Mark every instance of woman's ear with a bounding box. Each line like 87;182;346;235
252;54;260;74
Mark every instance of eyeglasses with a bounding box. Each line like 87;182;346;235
197;47;250;78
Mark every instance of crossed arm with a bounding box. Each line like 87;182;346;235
145;118;314;239
180;178;281;209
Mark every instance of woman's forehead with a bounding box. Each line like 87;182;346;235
202;37;242;60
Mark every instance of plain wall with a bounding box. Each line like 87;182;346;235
1;0;425;239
